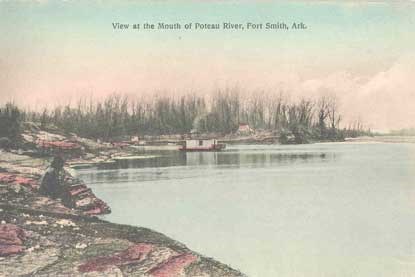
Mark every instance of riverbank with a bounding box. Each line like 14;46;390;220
0;150;244;276
0;122;378;276
345;135;415;144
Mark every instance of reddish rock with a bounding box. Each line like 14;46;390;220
0;173;39;190
149;253;198;277
0;174;15;183
0;224;26;244
0;244;24;256
13;176;39;190
78;243;154;273
121;243;154;260
30;196;72;214
37;140;81;151
52;174;111;215
92;200;111;215
0;224;26;256
68;183;87;190
68;186;90;196
72;192;110;214
0;233;23;245
83;207;103;215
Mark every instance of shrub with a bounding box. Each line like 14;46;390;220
0;102;22;141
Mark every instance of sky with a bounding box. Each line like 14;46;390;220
1;0;415;131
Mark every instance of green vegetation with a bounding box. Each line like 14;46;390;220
0;102;22;143
2;92;371;144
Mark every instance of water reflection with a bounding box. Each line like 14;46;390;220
96;149;335;170
112;152;186;169
77;143;415;277
79;149;335;185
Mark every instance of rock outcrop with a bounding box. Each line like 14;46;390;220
0;127;245;276
0;206;244;276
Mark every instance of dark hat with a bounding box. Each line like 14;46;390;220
51;156;64;169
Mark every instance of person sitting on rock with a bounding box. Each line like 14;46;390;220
0;137;11;151
39;156;65;199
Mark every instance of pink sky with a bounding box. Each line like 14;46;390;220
2;52;414;132
1;1;415;131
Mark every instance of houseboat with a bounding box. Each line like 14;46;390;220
179;139;226;152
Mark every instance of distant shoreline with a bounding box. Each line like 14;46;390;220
345;135;415;144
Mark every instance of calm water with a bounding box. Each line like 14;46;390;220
77;143;415;277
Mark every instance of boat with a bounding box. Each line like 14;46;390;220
179;139;226;152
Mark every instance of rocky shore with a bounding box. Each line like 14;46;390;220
0;133;245;276
0;204;243;276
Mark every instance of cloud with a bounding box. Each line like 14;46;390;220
296;55;415;131
357;55;415;131
1;48;413;131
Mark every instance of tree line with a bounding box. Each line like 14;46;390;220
1;91;371;144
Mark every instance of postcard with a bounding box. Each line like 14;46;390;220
1;1;415;276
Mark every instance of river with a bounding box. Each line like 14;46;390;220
77;142;415;277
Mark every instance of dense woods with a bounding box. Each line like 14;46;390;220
1;92;371;144
0;103;22;143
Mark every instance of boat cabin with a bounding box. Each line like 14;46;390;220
180;139;225;151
